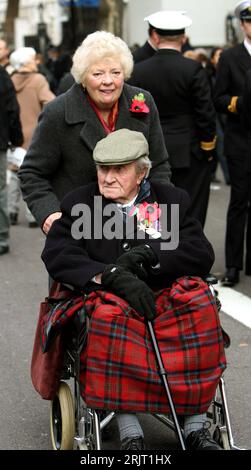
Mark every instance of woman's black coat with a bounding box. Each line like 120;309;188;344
19;83;171;227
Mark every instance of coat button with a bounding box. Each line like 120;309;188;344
122;242;131;252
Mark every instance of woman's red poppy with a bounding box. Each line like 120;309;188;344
129;99;149;113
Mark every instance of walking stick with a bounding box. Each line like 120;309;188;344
147;321;186;450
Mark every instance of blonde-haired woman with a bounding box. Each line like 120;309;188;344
19;31;171;234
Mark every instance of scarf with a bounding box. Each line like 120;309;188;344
87;94;119;134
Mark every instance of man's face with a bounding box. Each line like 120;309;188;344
97;162;145;204
241;19;251;41
0;40;9;64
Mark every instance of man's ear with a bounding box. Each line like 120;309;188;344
137;169;147;184
181;34;187;46
152;30;161;48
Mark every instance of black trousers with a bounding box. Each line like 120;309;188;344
225;155;251;273
171;156;212;228
225;154;251;271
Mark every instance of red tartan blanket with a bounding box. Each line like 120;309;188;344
80;276;226;414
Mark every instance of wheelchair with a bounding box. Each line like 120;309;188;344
49;279;243;451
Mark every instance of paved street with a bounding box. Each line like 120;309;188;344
0;176;250;451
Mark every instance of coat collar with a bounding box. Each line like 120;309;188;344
233;43;251;75
240;42;251;62
64;83;91;124
64;83;148;151
156;48;181;56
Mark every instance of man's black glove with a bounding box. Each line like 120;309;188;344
116;245;158;280
101;265;156;320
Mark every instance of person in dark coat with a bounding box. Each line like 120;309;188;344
129;11;216;228
18;31;171;235
243;68;251;139
206;47;229;185
56;72;75;95
132;21;157;63
243;68;251;246
0;38;14;74
213;0;251;286
0;65;23;255
41;129;224;451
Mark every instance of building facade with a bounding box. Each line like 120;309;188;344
0;0;125;52
0;0;244;52
0;0;64;48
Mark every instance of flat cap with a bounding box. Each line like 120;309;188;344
235;1;251;19
93;129;149;165
144;10;192;36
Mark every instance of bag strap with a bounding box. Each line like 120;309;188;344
48;281;73;301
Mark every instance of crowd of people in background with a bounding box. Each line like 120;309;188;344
1;0;251;293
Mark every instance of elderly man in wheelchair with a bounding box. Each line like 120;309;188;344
41;129;227;451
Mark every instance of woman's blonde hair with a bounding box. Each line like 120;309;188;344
71;31;134;84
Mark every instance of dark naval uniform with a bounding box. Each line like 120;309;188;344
213;43;251;274
129;49;216;227
133;41;156;64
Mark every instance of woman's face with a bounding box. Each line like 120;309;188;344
97;163;145;204
84;57;124;110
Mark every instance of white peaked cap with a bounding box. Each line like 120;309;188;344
234;1;251;19
144;10;192;32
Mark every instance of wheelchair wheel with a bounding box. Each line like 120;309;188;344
50;381;75;450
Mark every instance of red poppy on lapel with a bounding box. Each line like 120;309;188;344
137;201;161;224
129;93;150;114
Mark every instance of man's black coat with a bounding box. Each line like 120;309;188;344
129;49;216;169
0;65;23;150
41;181;214;291
133;41;156;64
213;43;251;157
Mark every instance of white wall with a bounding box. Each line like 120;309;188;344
14;18;32;48
124;0;162;46
126;0;240;47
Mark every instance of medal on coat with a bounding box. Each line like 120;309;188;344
129;202;162;238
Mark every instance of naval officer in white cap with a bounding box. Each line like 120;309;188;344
234;0;251;20
132;14;158;63
133;11;193;63
144;10;192;36
129;10;216;229
214;0;251;287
